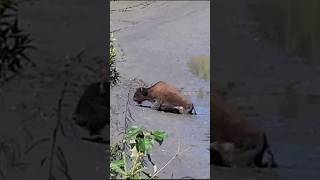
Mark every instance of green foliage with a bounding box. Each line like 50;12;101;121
0;0;35;82
125;126;167;155
110;126;168;179
109;33;119;85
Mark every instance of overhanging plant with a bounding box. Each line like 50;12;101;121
110;126;168;179
0;0;35;82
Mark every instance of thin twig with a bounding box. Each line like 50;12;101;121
48;82;67;180
150;139;191;179
121;91;134;153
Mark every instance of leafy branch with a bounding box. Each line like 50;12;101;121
110;126;168;179
0;0;35;83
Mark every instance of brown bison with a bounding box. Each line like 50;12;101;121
133;81;196;114
212;88;277;168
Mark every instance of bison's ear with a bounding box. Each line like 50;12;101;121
141;88;148;96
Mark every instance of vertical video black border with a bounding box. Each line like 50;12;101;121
106;1;111;179
210;0;214;178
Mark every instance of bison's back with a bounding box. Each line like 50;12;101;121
151;81;192;106
213;88;262;143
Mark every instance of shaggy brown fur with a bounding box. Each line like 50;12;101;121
133;81;196;114
212;88;277;168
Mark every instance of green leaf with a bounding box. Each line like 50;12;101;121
110;160;126;175
137;138;154;154
111;159;124;168
110;159;124;169
152;131;168;145
125;126;143;141
144;139;154;154
136;139;145;153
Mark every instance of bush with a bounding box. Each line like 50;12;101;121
110;126;168;179
0;1;35;82
110;33;119;85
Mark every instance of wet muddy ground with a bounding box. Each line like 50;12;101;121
214;0;320;179
110;1;210;179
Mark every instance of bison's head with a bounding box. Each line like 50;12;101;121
133;87;148;104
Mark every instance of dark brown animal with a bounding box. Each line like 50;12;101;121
133;81;196;114
212;88;277;168
73;64;108;136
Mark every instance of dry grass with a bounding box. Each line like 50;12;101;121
188;56;210;81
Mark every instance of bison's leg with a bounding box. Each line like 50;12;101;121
151;99;162;110
176;106;188;114
211;141;235;167
175;106;195;114
161;104;190;114
231;133;266;167
159;103;180;114
254;133;278;168
212;148;230;167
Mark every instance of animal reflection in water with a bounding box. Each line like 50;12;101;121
212;88;277;168
73;81;108;144
133;81;197;115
